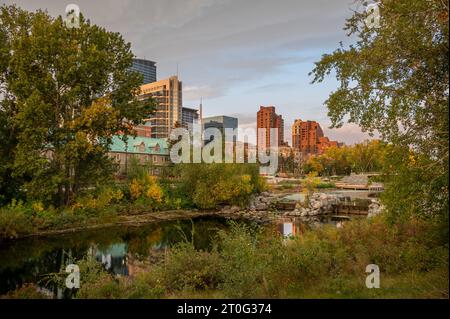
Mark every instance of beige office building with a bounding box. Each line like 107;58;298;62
139;76;182;138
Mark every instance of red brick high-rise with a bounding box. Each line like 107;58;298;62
257;106;284;149
292;119;341;157
292;119;324;156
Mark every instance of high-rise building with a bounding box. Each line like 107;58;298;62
133;123;152;137
203;115;238;144
257;106;284;149
317;136;340;155
181;107;199;130
292;119;324;156
131;58;157;84
292;119;341;157
138;76;182;139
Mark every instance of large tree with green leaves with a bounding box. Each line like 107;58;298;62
0;5;154;206
311;0;448;224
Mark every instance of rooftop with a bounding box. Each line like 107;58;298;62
110;135;169;155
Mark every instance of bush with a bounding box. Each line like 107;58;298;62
161;242;222;291
0;284;49;299
176;163;264;209
129;175;164;210
217;222;282;298
0;201;34;238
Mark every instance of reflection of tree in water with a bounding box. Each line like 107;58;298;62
94;243;129;276
158;218;229;251
0;216;232;296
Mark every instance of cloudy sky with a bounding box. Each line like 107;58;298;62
1;0;375;144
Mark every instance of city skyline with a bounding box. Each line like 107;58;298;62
2;0;378;145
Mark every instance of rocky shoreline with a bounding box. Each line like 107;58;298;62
8;191;383;240
217;191;383;223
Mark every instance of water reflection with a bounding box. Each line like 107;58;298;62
94;244;129;276
274;214;357;238
0;214;358;297
0;217;229;296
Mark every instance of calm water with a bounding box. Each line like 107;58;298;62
0;215;349;298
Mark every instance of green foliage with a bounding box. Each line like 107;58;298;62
381;145;449;233
0;200;34;238
304;140;388;176
128;174;164;211
175;163;264;209
310;0;449;225
0;284;49;299
71;187;123;217
217;222;282;298
162;242;222;291
50;217;449;299
0;5;155;206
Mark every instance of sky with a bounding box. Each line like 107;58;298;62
1;0;376;145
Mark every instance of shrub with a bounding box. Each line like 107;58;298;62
177;163;263;209
161;242;222;291
0;201;34;238
72;187;123;216
217;222;281;298
0;284;49;299
129;175;164;209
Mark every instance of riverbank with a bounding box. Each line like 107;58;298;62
0;189;381;240
2;215;447;299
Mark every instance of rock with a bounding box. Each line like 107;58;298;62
368;202;383;218
311;201;322;210
230;206;241;214
312;193;321;199
309;209;320;216
255;203;268;211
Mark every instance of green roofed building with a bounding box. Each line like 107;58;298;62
108;135;170;175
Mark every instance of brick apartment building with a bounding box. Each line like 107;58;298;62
257;106;285;149
292;119;341;157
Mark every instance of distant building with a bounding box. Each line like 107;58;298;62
133;123;152;137
292;119;341;157
203;115;238;144
257;106;284;150
317;136;341;155
131;58;157;84
108;135;170;175
181;107;200;130
138;76;182;139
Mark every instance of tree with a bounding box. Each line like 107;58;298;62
0;5;155;206
311;0;448;222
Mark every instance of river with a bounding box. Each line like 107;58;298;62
0;213;357;298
